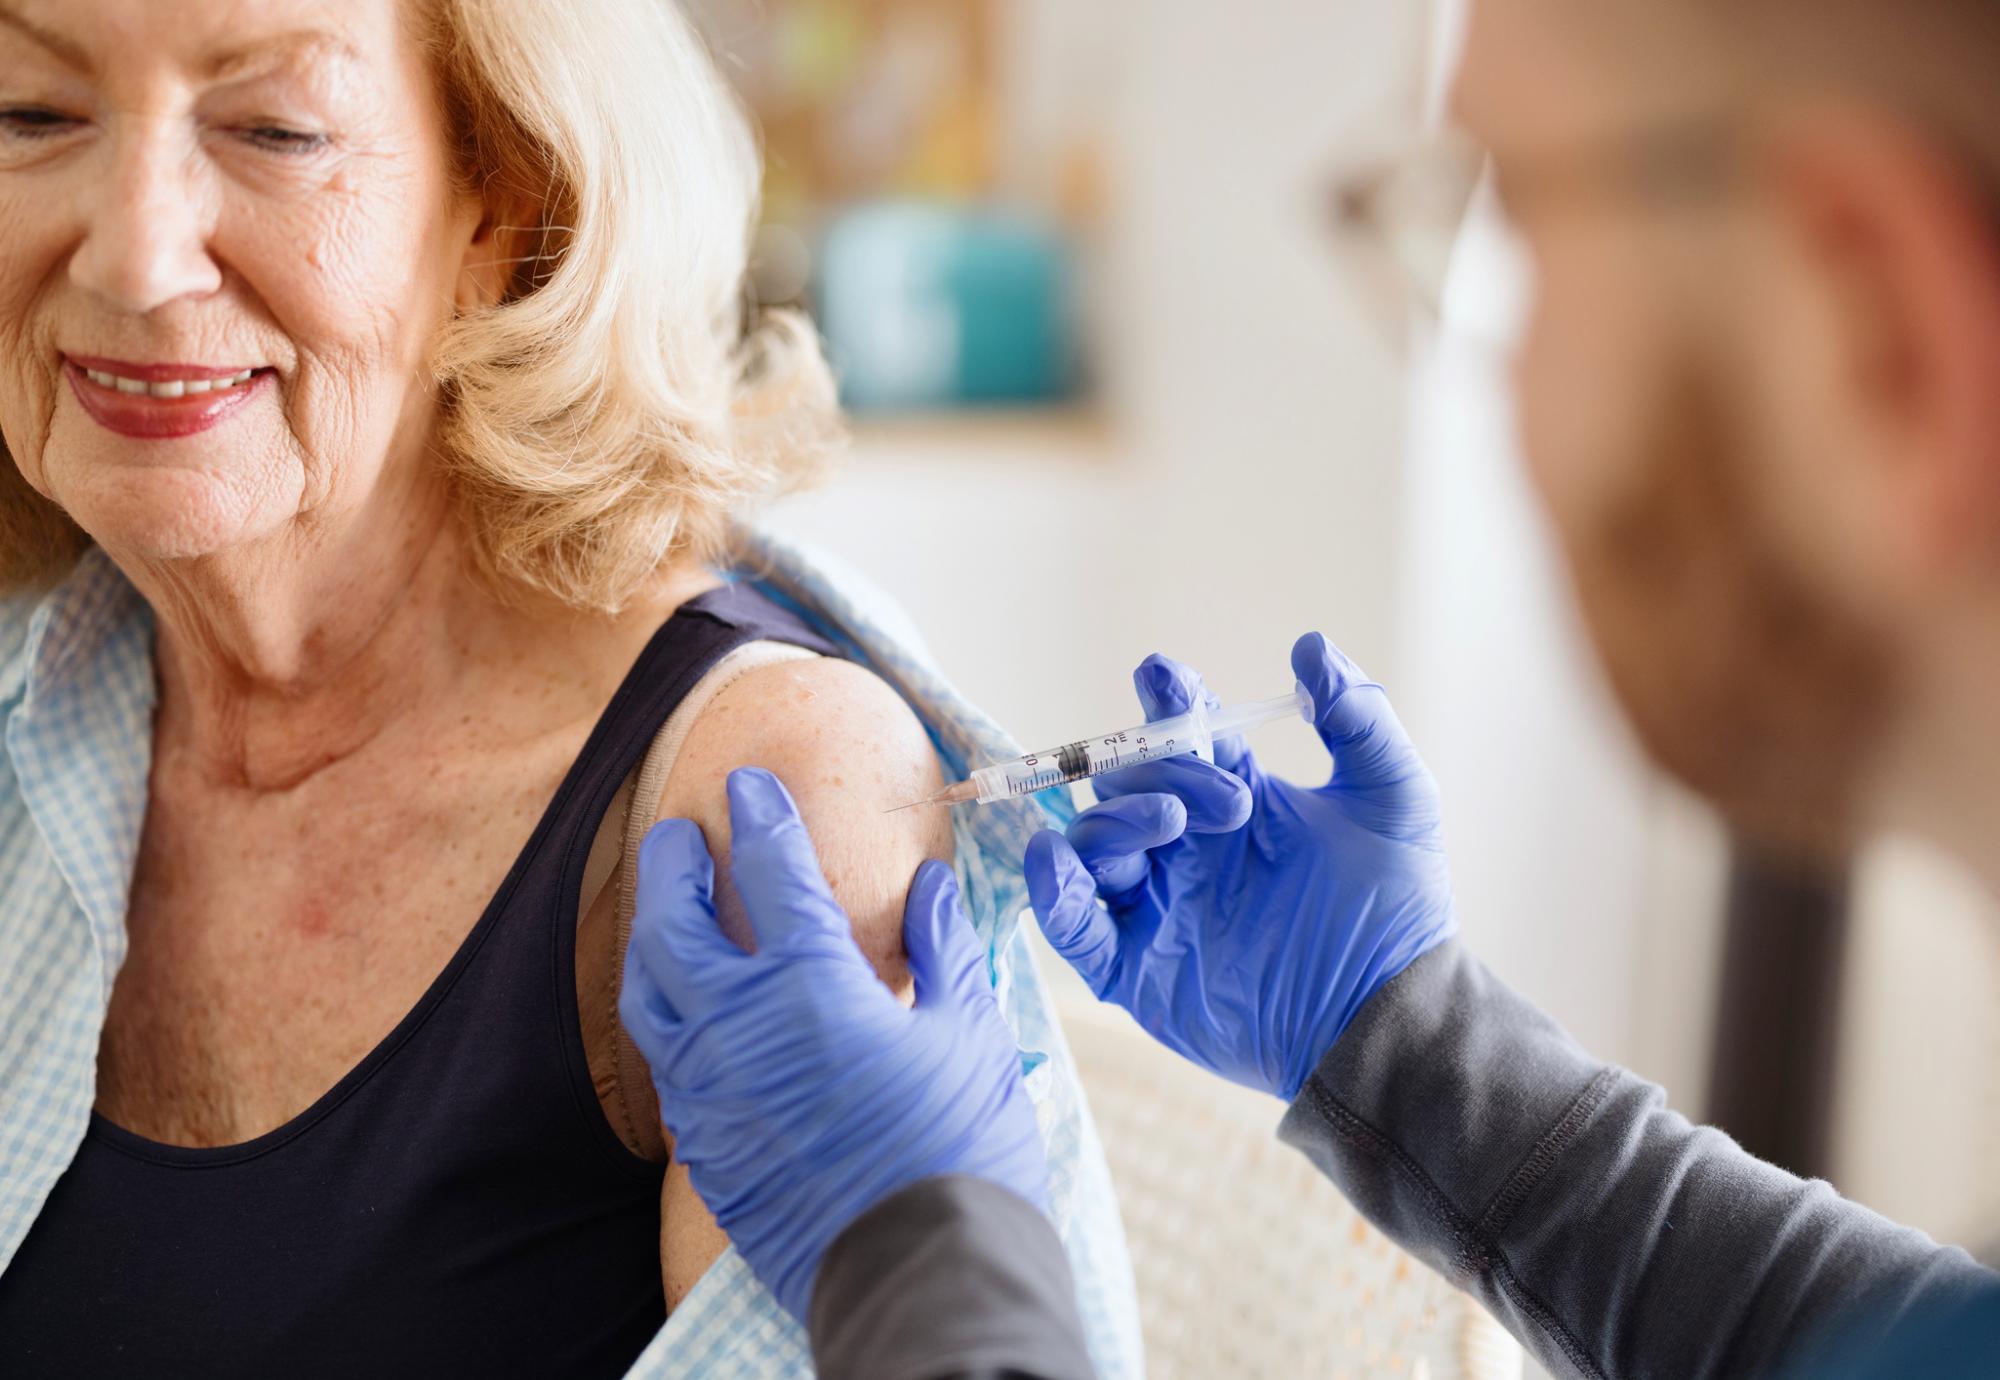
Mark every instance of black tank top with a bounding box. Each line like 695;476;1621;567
0;585;839;1379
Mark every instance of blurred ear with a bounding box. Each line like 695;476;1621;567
453;183;544;313
1763;109;2000;578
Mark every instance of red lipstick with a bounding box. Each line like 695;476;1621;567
63;355;271;440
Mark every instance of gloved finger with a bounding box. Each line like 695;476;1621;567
624;818;735;1026
1134;654;1250;775
1292;633;1425;794
617;942;700;1097
1090;754;1253;833
1066;792;1186;896
904;860;991;1013
1132;651;1200;719
1025;830;1122;996
724;767;851;951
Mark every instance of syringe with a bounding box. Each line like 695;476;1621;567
890;685;1313;811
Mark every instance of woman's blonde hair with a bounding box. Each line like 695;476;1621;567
0;0;842;608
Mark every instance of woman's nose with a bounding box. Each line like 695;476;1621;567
69;125;223;313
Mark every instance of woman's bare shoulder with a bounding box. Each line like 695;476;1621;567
654;655;951;977
646;656;954;1305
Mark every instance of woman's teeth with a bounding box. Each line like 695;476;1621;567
82;368;256;399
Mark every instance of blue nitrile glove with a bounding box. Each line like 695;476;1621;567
1025;633;1458;1101
618;767;1050;1324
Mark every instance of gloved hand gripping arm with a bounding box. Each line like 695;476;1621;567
619;768;1095;1380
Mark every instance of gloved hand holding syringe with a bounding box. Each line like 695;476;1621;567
890;683;1313;811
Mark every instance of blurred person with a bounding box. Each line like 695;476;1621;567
0;1;1145;1376
617;0;2000;1376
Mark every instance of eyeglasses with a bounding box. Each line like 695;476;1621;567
1324;117;1742;343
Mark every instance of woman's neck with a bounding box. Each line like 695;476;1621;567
126;486;711;794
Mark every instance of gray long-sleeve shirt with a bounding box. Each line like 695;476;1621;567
811;939;1998;1380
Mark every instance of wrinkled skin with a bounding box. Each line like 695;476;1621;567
0;0;482;571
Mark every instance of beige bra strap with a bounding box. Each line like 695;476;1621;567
606;639;821;1145
578;776;634;931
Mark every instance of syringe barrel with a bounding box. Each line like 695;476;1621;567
962;686;1308;806
966;760;1023;804
968;706;1208;804
1204;685;1313;742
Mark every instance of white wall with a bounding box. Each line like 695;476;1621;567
1837;842;2000;1252
767;0;1421;779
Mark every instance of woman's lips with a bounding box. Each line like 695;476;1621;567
62;356;271;440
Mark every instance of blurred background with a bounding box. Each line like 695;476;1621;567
688;0;2000;1374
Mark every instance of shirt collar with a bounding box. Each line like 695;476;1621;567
3;548;156;990
13;547;152;716
0;616;24;712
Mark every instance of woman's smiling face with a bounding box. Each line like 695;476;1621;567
0;0;482;562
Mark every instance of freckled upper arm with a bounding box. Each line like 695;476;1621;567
645;655;952;1309
654;656;952;986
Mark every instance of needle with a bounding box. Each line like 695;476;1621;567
884;781;980;813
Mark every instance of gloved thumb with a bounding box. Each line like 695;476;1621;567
1025;830;1122;997
904;860;988;1012
1293;632;1426;798
626;818;737;1026
725;768;847;951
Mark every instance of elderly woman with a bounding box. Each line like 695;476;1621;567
0;1;1136;1375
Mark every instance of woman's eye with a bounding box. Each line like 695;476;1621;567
0;107;81;139
238;125;331;156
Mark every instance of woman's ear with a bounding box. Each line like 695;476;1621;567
1764;107;2000;580
453;187;541;313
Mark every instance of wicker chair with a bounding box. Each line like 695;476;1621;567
1054;983;1525;1380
